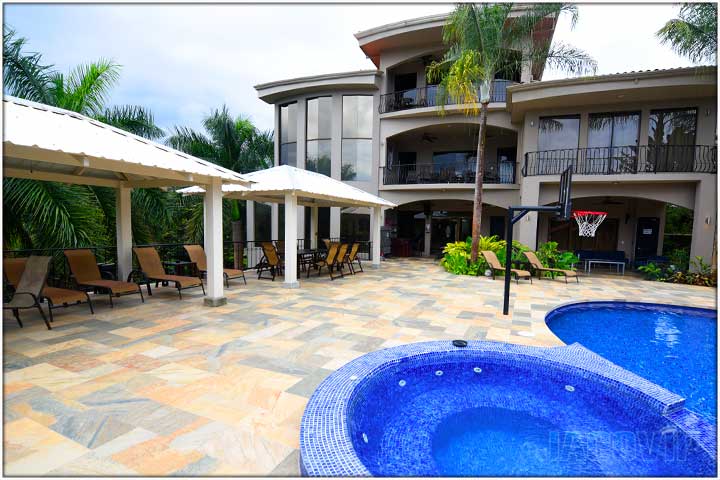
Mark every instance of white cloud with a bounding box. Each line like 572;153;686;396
5;3;695;134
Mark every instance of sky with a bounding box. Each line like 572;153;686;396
4;3;697;134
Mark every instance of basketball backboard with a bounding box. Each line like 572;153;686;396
558;166;573;221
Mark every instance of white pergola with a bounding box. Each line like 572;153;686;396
3;96;252;306
180;165;396;287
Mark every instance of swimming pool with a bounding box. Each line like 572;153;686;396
300;341;716;476
546;302;717;423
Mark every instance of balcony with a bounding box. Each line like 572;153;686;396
379;79;517;114
382;159;516;186
522;145;717;177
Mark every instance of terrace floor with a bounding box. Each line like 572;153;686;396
3;258;716;475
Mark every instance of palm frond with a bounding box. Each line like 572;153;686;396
166;126;218;160
534;41;598;76
97;105;164;139
59;59;120;116
2;27;53;103
657;3;717;63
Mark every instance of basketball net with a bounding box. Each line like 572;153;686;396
572;211;607;237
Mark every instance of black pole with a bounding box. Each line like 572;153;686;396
502;208;514;315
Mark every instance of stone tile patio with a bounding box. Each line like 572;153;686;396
3;258;716;475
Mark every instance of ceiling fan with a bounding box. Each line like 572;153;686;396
421;132;438;143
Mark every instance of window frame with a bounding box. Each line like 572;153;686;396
587;110;641;149
305;96;332;176
341;95;374;182
537;114;581;152
279;102;297;166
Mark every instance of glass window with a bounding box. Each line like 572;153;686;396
253;202;271;241
341;210;370;241
280;103;297;166
342;96;373;181
538;116;580;151
432;151;474;175
586;112;640;174
648;108;697;146
306;97;332;176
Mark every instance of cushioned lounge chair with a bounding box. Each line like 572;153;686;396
5;257;94;323
184;244;246;287
310;243;342;280
133;247;204;299
3;256;52;329
65;249;143;306
481;250;532;284
257;242;283;281
524;251;578;283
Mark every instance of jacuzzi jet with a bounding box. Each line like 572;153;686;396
435;370;443;376
398;379;406;387
452;339;468;347
473;367;482;373
565;385;575;392
362;433;369;443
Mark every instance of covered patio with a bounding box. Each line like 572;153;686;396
181;164;396;287
3;96;252;306
3;257;715;475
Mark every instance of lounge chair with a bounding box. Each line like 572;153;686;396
184;244;246;288
258;242;283;281
133;247;204;299
3;256;52;329
335;244;349;275
310;243;342;280
481;250;532;284
65;249;144;306
4;257;94;323
524;251;579;283
345;243;364;274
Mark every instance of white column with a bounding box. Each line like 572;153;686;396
115;186;132;282
330;207;341;239
204;180;226;306
423;213;432;257
690;178;716;268
371;206;382;268
284;193;299;287
310;206;319;249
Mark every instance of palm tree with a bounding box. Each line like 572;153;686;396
167;106;273;244
657;3;717;63
427;3;596;262
3;27;168;250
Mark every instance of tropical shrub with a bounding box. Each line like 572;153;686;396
639;256;716;287
536;241;579;277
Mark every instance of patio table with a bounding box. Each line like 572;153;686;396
585;259;625;275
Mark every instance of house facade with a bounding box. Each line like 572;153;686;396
251;13;717;265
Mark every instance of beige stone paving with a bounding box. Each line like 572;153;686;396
3;258;716;475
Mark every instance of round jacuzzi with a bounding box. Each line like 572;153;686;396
299;341;716;476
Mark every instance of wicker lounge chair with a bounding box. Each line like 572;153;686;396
65;249;143;306
258;242;283;281
345;243;364;274
481;250;532;284
184;244;246;287
5;257;94;323
133;247;204;298
310;243;342;280
3;256;52;329
524;251;579;283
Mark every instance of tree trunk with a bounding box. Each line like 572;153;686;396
470;101;489;263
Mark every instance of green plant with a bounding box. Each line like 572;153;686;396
638;262;666;281
657;3;717;63
427;3;596;263
536;241;579;277
668;248;690;271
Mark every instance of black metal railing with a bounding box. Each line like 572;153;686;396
3;239;373;288
379;79;516;114
522;145;717;177
382;159;515;185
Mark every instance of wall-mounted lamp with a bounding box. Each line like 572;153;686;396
706;108;712;117
530;120;535;127
705;216;712;225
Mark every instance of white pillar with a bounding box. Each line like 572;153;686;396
271;204;279;240
284;193;299;287
246;200;255;242
310;206;319;249
116;186;132;282
372;206;382;268
204;180;226;306
330;207;341;239
690;178;717;268
423;213;432;257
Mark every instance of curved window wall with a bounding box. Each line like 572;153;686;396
342;95;373;181
280;102;297;166
306;97;332;176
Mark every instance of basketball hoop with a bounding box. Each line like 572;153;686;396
573;210;607;237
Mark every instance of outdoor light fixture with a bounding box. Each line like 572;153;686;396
705;216;712;225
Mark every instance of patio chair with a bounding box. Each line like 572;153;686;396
3;256;52;329
65;249;144;306
183;244;246;288
133;247;205;299
4;257;94;323
481;250;532;284
345;243;364;274
335;244;349;275
275;240;285;261
258;242;283;281
310;243;342;280
524;251;579;284
322;239;331;250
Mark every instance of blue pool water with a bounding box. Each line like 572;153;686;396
547;302;717;423
347;355;715;476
